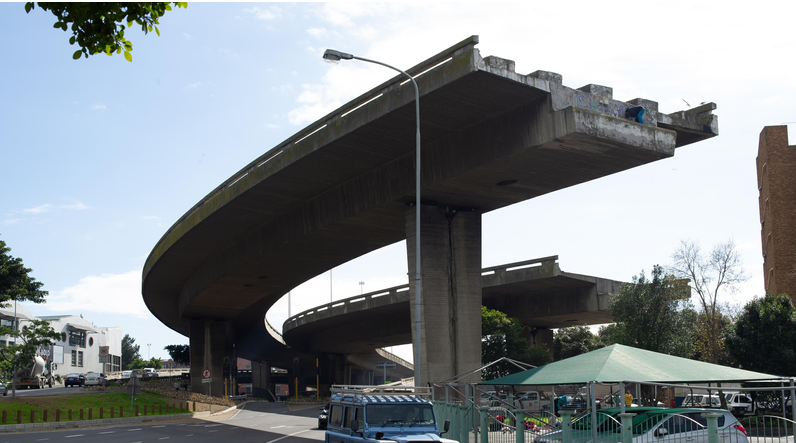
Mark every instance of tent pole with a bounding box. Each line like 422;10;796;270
619;382;625;414
590;382;598;443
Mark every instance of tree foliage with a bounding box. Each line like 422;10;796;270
122;334;141;369
670;239;747;364
128;356;163;370
554;326;603;361
0;319;61;397
0;237;48;306
482;306;538;379
164;344;190;365
25;2;187;62
605;265;696;358
726;293;796;375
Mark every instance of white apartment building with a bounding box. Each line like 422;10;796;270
0;305;122;376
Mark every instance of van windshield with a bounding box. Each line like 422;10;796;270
365;404;435;426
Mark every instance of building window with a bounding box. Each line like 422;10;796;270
71;350;77;366
89;337;94;347
78;351;83;367
0;319;12;328
68;330;86;348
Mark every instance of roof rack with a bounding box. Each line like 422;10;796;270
331;384;433;397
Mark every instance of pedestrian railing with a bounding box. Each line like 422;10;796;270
737;415;796;443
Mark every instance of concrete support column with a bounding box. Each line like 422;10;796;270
189;319;225;397
406;205;482;388
252;359;271;400
522;327;554;357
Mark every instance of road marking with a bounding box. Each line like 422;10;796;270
128;428;142;431
229;403;246;420
153;425;166;428
99;431;115;434
65;435;84;438
209;430;218;433
185;434;194;437
265;429;309;443
158;437;170;440
36;439;50;441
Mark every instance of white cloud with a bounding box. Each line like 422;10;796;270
182;32;192;40
91;104;107;111
305;46;316;53
306;27;329;39
265;124;278;129
140;215;164;227
46;270;149;318
270;84;293;92
244;6;282;21
185;82;202;89
22;201;88;214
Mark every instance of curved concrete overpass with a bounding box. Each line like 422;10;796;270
142;35;718;393
282;256;621;354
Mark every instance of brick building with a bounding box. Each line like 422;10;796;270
757;125;796;299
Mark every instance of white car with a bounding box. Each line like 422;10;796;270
630;409;748;443
121;370;132;379
0;380;7;396
84;372;107;386
143;368;159;378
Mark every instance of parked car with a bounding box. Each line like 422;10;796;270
536;407;663;443
65;373;85;387
143;368;159;378
318;402;330;429
84;372;107;386
630;408;748;443
682;394;721;408
0;380;7;396
121;370;132;379
724;392;754;415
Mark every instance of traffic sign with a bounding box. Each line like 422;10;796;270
202;369;211;379
202;377;213;384
376;361;396;369
99;346;109;356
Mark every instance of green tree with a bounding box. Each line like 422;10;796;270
482;306;539;379
164;344;190;365
122;334;141;369
726;293;796;375
0;319;61;398
671;240;747;364
0;237;48;306
24;2;187;62
605;265;696;358
554;325;603;361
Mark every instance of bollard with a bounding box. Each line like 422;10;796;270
120;405;123;417
479;407;490;443
43;409;48;422
111;407;114;418
160;403;163;414
703;413;721;443
135;405;138;416
17;410;21;424
69;409;72;420
2;410;5;424
100;407;104;419
619;413;635;443
56;409;60;422
560;410;574;443
180;403;184;412
514;409;526;443
89;408;93;420
80;409;84;420
193;401;196;411
30;410;35;424
143;404;147;416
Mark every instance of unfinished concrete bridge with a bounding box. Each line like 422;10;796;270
142;35;718;396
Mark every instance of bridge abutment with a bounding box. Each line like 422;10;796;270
251;359;271;399
406;205;482;387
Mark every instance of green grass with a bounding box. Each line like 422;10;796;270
0;390;193;425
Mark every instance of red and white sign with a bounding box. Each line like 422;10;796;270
202;369;211;379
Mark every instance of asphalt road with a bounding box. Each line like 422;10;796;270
0;401;326;443
6;385;91;398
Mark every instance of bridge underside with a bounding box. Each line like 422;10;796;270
142;36;718;395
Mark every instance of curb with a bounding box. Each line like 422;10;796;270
0;411;211;433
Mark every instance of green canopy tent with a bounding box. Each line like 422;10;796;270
481;344;786;443
482;344;782;386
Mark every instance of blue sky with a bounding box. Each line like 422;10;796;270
1;2;794;362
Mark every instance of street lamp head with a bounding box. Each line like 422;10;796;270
323;49;353;64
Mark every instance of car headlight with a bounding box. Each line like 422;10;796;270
320;415;327;419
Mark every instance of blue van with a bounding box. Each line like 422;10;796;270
325;386;452;443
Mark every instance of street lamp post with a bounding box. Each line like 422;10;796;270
323;49;422;383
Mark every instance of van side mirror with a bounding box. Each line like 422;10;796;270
351;419;359;432
441;420;450;435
